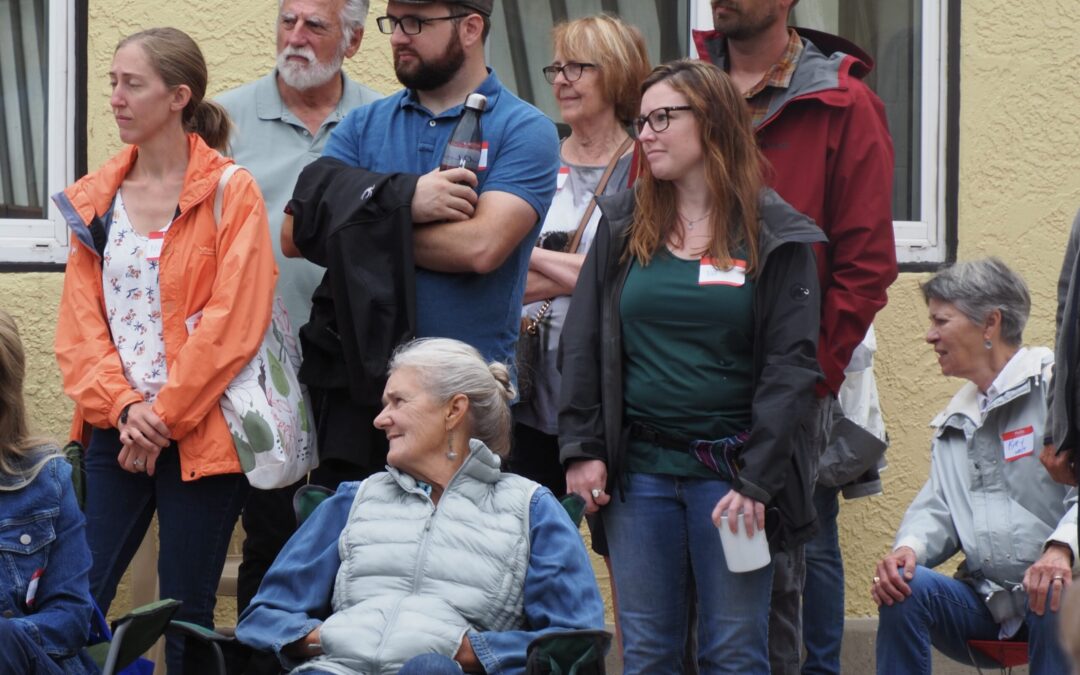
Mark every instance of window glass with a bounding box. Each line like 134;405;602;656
0;0;48;220
792;0;922;222
489;0;689;123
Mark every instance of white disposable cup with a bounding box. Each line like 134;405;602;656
718;513;771;573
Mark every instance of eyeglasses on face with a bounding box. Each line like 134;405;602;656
541;62;597;85
376;13;468;35
632;105;693;138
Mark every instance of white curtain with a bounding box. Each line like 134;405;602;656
0;0;47;217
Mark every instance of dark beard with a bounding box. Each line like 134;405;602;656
394;31;466;91
713;5;778;41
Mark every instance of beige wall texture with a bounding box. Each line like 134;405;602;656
4;0;1080;626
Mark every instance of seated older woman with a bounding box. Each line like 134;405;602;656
872;258;1077;675
236;338;605;674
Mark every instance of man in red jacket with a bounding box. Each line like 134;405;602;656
696;2;898;673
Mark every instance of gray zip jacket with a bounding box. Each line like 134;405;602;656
895;347;1078;624
559;188;826;549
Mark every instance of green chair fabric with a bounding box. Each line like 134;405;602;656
87;598;181;675
63;440;87;510
525;629;610;675
293;483;335;526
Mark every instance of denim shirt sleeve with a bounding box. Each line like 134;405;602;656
235;481;358;670
468;489;605;675
8;458;95;658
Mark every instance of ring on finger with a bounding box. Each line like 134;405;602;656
1053;575;1065;582
873;576;881;584
590;488;603;500
133;458;143;468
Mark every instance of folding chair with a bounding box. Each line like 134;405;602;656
86;598;181;675
966;639;1029;674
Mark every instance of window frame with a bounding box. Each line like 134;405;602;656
688;0;957;267
0;0;78;266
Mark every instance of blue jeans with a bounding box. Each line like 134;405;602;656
84;428;248;673
876;565;1069;675
603;473;773;674
0;618;64;675
398;653;464;673
801;484;843;675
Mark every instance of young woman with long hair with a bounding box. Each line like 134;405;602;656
560;59;825;672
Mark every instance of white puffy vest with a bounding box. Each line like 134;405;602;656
298;439;538;675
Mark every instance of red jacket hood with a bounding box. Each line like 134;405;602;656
692;26;875;80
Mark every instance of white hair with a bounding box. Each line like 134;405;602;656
387;338;516;457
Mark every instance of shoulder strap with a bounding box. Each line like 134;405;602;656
213;164;243;226
527;136;635;329
566;135;635;255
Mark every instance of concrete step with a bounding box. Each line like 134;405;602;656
602;618;1030;674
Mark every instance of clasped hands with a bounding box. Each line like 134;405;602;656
117;401;170;475
871;543;1073;615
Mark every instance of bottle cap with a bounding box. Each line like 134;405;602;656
464;93;487;112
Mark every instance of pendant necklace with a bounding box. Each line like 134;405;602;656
679;210;712;231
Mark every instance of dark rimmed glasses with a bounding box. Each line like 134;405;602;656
541;62;597;85
632;105;693;138
376;14;468;35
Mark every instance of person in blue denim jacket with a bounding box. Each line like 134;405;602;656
0;309;97;675
236;338;604;674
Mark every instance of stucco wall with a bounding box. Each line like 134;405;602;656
4;0;1080;627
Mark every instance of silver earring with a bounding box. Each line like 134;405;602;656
984;339;992;350
446;431;458;461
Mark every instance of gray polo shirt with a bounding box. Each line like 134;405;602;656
217;71;381;336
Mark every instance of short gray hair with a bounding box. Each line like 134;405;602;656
339;0;369;32
277;0;369;32
920;257;1031;346
387;338;515;457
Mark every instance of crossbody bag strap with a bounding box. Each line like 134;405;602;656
528;135;634;330
213;164;243;225
566;134;634;255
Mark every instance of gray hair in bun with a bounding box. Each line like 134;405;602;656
387;338;516;456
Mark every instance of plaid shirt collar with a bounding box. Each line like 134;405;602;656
742;28;803;125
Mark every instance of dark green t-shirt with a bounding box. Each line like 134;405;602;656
620;249;755;477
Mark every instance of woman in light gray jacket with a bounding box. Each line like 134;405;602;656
872;258;1077;675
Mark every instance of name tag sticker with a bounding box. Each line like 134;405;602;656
478;141;489;171
146;231;165;261
556;166;570;190
1002;425;1035;462
699;258;746;286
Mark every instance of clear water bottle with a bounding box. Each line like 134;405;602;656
440;93;487;173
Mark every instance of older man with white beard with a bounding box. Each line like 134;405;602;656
215;2;379;671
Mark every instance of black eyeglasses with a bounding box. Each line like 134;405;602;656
376;14;468;35
632;106;693;138
541;62;597;85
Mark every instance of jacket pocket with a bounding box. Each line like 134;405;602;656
0;513;57;600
